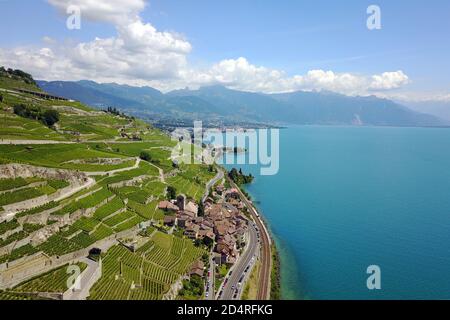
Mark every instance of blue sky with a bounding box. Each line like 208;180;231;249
0;0;449;100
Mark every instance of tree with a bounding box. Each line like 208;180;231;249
166;186;177;200
198;202;205;217
13;103;39;120
203;236;213;249
228;167;253;185
0;93;3;103
13;104;27;117
41;109;60;126
139;151;152;162
228;168;239;183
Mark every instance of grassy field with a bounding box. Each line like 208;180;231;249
0;113;67;141
241;260;260;300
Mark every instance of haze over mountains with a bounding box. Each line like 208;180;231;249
37;80;446;127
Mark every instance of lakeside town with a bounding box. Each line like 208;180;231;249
157;169;269;300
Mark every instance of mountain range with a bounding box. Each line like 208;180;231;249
37;80;446;127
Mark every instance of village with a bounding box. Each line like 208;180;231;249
158;182;253;294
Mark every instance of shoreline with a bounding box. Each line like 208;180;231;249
240;185;282;300
224;172;279;300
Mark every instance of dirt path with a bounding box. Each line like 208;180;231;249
0;139;74;145
84;157;141;176
52;177;96;202
146;162;165;183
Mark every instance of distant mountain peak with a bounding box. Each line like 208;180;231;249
37;78;446;127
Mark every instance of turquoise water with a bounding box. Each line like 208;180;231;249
220;126;450;300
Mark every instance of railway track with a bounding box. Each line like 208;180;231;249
226;177;271;300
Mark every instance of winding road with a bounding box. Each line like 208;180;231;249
202;169;224;203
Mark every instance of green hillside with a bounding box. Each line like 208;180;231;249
0;69;214;300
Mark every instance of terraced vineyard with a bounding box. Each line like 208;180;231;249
0;69;214;300
88;231;206;300
12;262;87;293
166;165;215;202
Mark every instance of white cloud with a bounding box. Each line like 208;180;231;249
1;1;191;85
47;0;146;25
0;0;414;97
68;19;192;80
437;94;450;102
369;71;409;90
385;92;450;103
182;57;405;96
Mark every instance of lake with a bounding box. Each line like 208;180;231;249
217;126;450;299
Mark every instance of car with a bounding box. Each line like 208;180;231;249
205;292;209;298
233;292;238;299
208;271;211;277
231;285;236;290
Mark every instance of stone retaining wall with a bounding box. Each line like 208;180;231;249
17;204;63;225
2;195;49;216
109;175;148;188
0;225;23;241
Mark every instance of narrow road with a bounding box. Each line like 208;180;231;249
226;177;272;300
202;169;224;203
65;257;100;300
220;222;259;300
84;157;141;176
205;249;215;300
